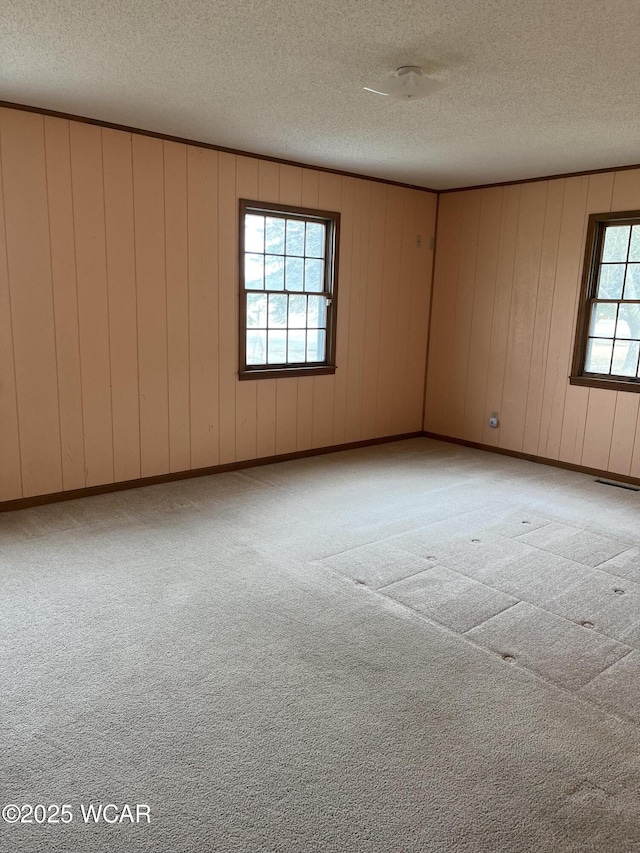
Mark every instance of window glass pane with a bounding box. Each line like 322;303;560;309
307;295;327;328
602;225;630;262
246;330;266;365
243;207;336;372
306;329;326;362
589;302;616;337
244;254;264;289
585;338;613;373
304;258;323;292
285;257;304;291
285;220;305;256
630;226;640;262
245;215;265;253
247;293;267;327
265;217;285;254
287;330;306;363
623;263;640;299
265;256;284;290
612;340;640;377
597;264;625;299
288;295;307;328
617;304;640;339
268;294;287;328
305;222;325;258
267;330;286;364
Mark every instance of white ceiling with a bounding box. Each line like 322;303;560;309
2;0;640;190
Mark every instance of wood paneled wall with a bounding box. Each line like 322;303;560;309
0;106;436;502
425;169;640;478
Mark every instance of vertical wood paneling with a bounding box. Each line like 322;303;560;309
102;128;141;482
164;141;191;472
1;110;63;496
312;172;342;448
581;388;616;470
608;394;640;475
631;431;640;479
344;180;371;443
132;135;170;477
559;173;613;465
375;186;404;438
188;146;220;468
0;106;436;503
235;156;259;461
522;180;564;455
499;181;548;451
447;192;482;437
332;176;355;444
360;184;387;439
218;151;237;464
424;193;464;435
630;397;640;477
10;96;640;502
557;384;588;465
255;160;279;458
69;121;114;487
481;185;520;447
0;118;22;500
406;192;436;429
463;187;503;442
390;190;415;435
610;168;640;210
538;176;589;459
10;103;640;502
428;168;640;481
43;117;86;491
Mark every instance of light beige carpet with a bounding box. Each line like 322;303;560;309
1;437;640;851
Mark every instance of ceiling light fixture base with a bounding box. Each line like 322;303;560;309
364;65;448;101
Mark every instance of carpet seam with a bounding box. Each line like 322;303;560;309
366;586;640;731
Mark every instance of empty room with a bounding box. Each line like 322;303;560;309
2;1;640;850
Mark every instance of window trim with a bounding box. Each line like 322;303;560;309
570;209;640;393
238;199;340;381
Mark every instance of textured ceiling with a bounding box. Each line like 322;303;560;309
2;0;640;189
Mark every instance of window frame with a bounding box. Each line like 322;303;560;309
571;209;640;393
238;199;340;380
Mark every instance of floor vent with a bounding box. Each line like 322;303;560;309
595;477;640;492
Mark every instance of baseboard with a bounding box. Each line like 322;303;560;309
422;430;640;488
6;429;637;513
0;432;423;513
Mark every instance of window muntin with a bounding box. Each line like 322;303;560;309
239;201;338;378
573;212;640;390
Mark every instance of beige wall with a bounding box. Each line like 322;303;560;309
12;100;636;503
425;169;640;478
0;106;437;502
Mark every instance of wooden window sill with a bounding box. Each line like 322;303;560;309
239;366;336;381
569;375;640;393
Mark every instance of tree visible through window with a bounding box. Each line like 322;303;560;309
239;200;339;379
572;211;640;391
